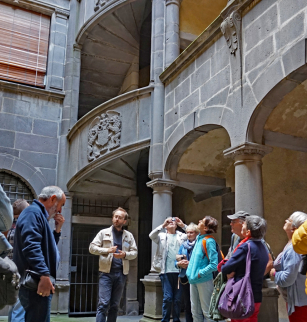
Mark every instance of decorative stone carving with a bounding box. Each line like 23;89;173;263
87;111;122;162
146;178;177;192
220;10;241;55
94;0;109;12
224;142;273;159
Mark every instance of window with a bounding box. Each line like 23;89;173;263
0;3;50;88
0;171;34;204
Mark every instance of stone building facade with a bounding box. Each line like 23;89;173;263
0;0;307;320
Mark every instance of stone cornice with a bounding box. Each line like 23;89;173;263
160;0;261;83
224;142;273;158
146;178;177;190
0;80;65;100
0;0;70;16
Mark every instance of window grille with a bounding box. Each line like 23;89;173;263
73;196;129;217
0;171;34;204
0;3;50;87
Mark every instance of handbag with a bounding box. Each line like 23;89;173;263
218;243;255;319
21;270;55;290
0;256;20;309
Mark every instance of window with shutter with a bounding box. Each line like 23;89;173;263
0;3;50;88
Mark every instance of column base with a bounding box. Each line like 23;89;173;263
51;280;70;314
140;272;163;322
258;281;279;322
126;299;139;316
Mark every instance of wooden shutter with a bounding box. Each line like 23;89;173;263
0;3;50;88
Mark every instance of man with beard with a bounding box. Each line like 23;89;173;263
89;207;137;322
14;186;66;322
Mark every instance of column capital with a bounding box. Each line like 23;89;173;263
64;191;74;199
73;43;82;52
146;178;177;191
165;0;181;6
224;142;273;159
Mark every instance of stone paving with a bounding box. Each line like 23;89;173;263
0;315;141;322
0;315;289;322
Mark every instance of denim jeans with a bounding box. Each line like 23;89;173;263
8;298;25;322
96;271;127;322
159;273;182;322
19;286;52;322
190;280;215;322
180;279;193;322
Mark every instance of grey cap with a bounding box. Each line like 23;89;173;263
227;210;250;220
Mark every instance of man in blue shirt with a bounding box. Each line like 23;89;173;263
14;186;66;322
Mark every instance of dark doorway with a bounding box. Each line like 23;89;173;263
69;224;105;317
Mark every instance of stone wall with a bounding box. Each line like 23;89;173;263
163;0;307;166
0;86;64;194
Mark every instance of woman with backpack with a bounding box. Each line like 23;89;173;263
221;215;268;322
186;216;219;322
176;223;199;322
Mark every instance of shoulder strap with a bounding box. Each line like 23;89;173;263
202;235;215;259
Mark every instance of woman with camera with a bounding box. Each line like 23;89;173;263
176;223;199;322
269;211;307;321
149;217;187;322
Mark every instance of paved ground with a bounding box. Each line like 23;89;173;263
0;315;289;322
0;315;142;322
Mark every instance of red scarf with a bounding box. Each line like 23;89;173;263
233;236;251;254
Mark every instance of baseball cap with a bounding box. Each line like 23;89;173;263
227;210;250;220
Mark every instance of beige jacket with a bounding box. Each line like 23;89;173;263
89;226;137;275
149;224;187;274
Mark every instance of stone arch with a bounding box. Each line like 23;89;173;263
247;44;307;144
164;107;233;180
0;154;47;197
76;0;139;46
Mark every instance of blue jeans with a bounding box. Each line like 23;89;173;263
160;273;182;322
8;298;25;322
190;280;215;322
96;271;127;322
19;286;52;322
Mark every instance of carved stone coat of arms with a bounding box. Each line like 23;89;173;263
87;111;122;162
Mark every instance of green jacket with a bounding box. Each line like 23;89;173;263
208;272;226;321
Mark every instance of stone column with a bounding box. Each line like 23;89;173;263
224;142;272;217
165;0;180;67
140;179;176;322
53;0;81;313
126;196;139;315
51;192;73;313
149;0;166;179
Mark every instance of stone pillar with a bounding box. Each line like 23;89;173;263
165;0;180;67
224;142;272;217
51;192;73;313
140;179;176;322
126;196;139;315
149;0;166;179
53;0;81;313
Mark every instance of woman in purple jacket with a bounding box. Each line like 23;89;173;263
221;215;268;322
